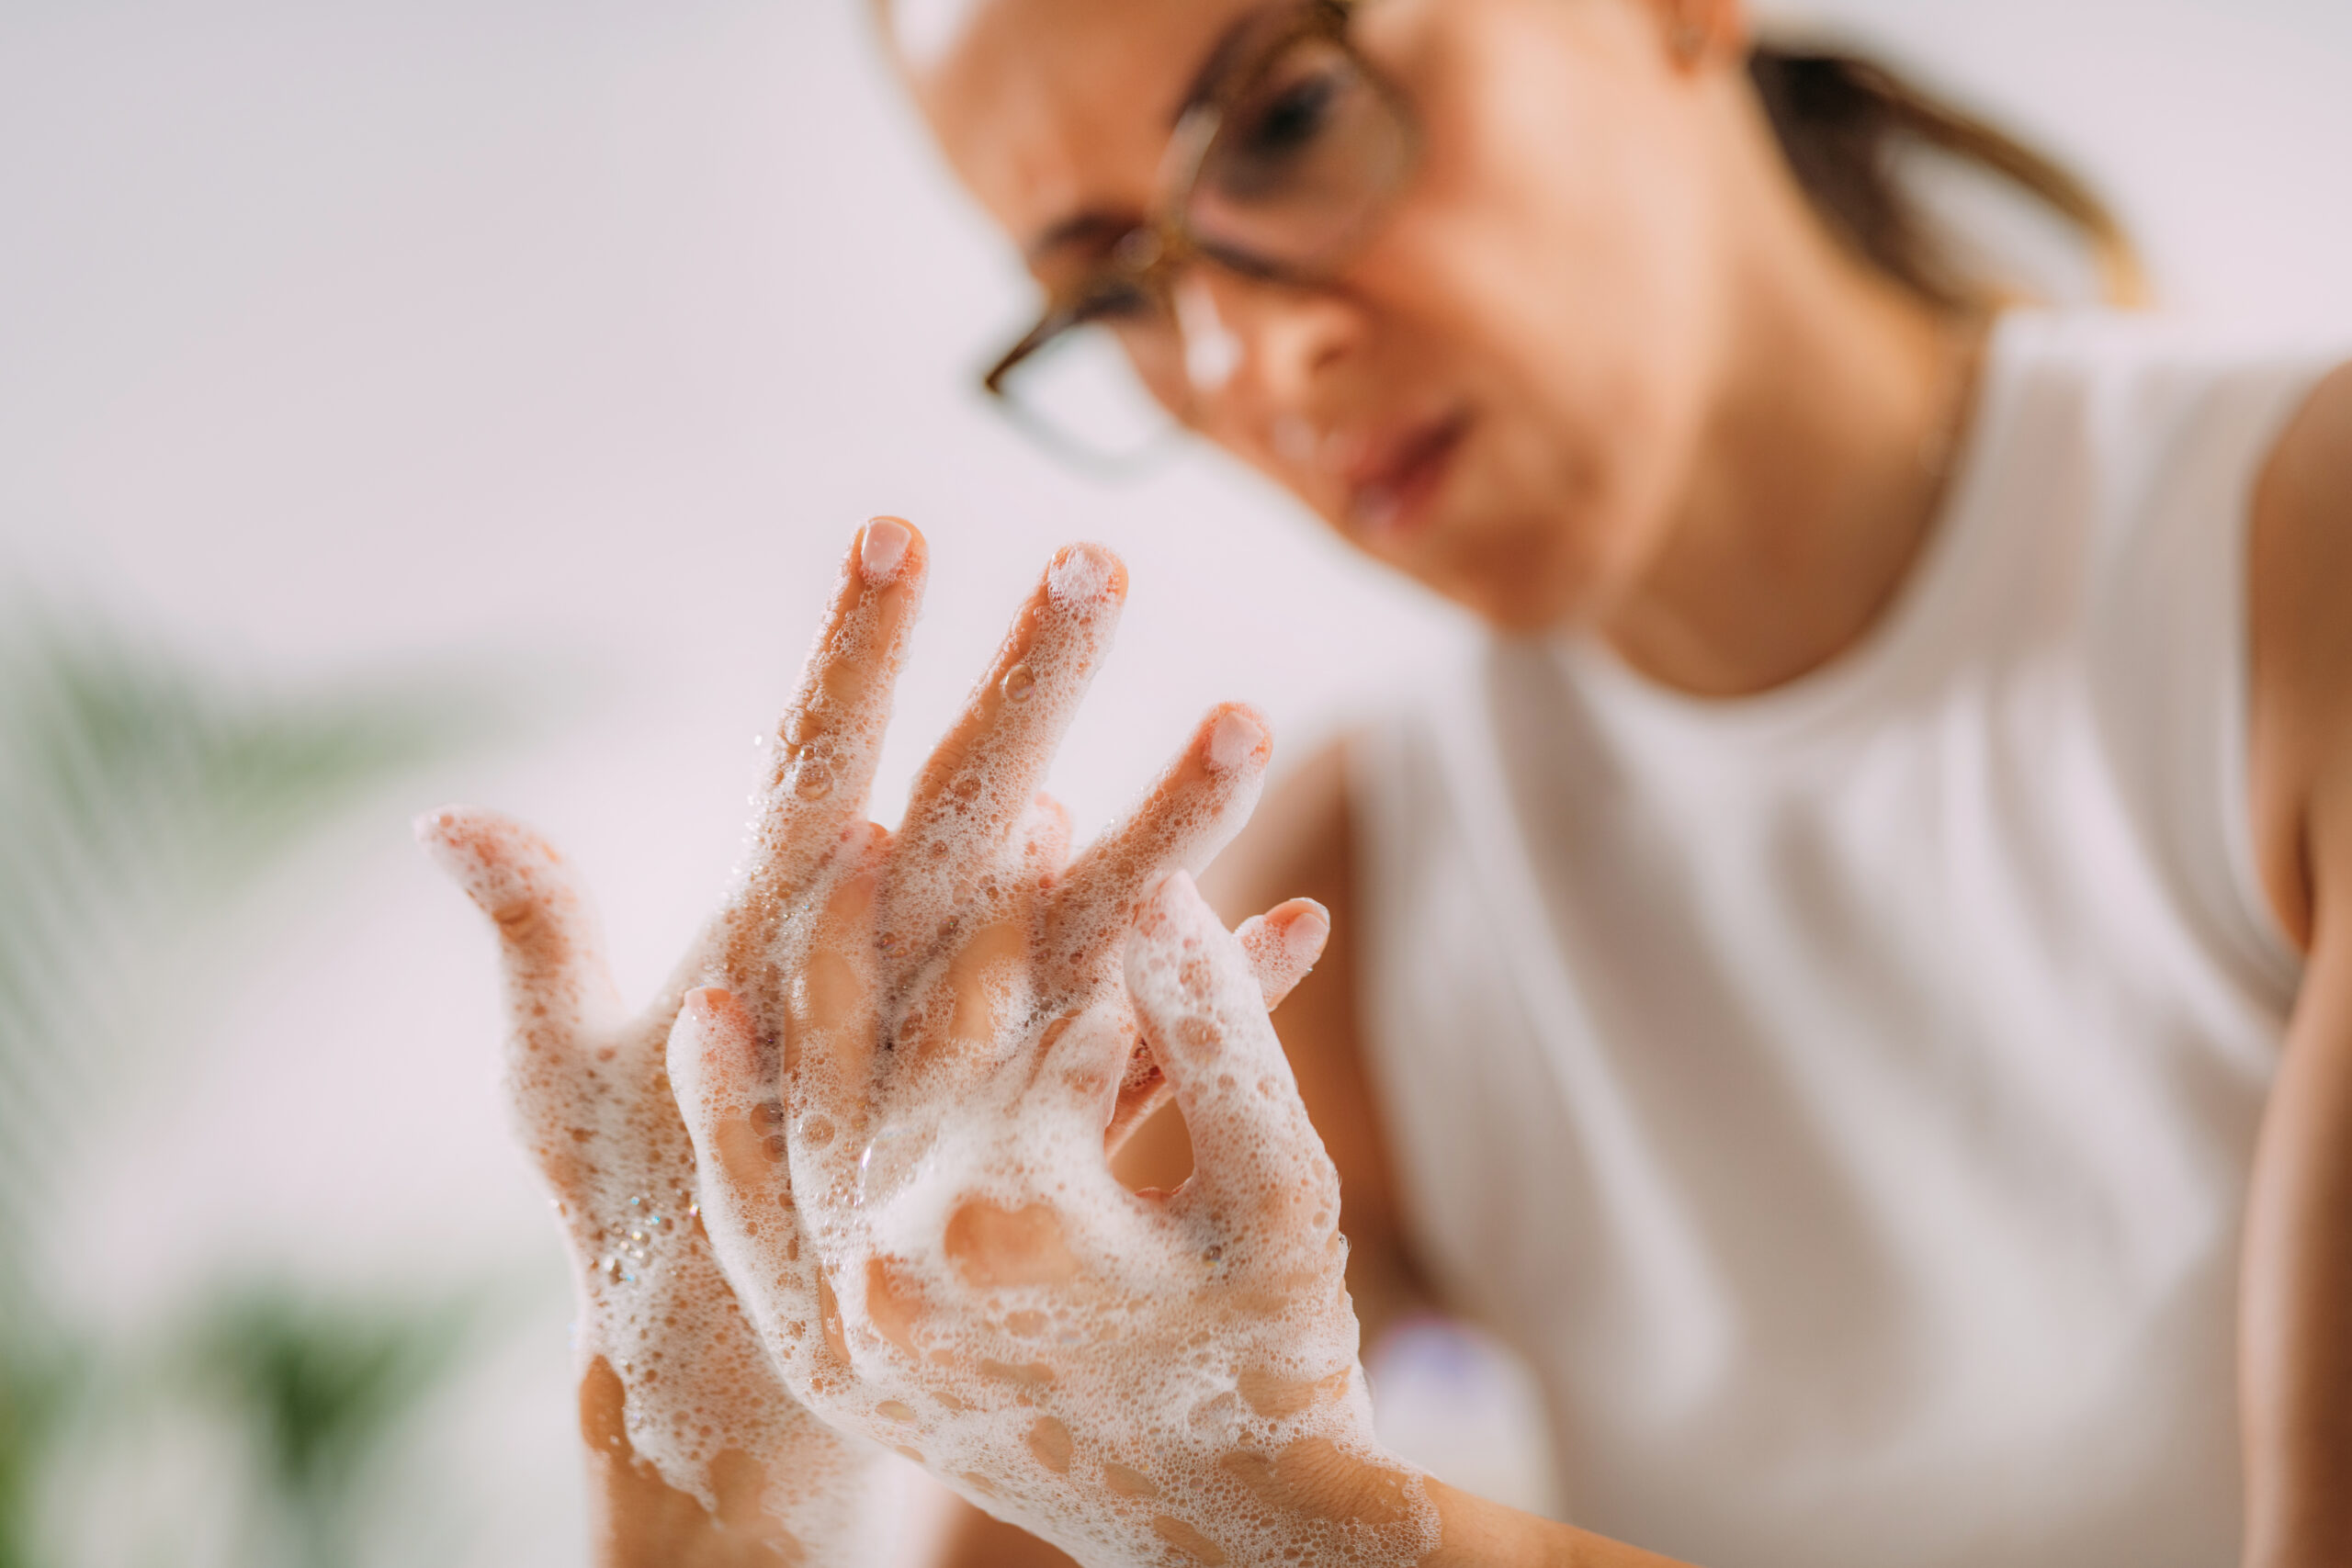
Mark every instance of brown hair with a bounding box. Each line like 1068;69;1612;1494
1746;45;2146;310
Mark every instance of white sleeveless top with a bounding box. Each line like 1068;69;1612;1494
1351;311;2342;1568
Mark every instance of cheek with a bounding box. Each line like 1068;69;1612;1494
1441;28;1716;412
1181;54;1725;624
1442;139;1710;491
1353;79;1722;617
1329;225;1695;626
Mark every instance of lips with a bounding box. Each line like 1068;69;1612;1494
1335;411;1470;541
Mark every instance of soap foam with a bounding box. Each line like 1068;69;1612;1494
422;795;890;1541
1045;541;1116;607
499;948;887;1553
639;540;1424;1563
691;857;1439;1567
875;543;1125;998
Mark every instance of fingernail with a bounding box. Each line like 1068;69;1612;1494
1206;708;1267;773
1282;902;1330;965
1046;542;1119;604
860;518;911;582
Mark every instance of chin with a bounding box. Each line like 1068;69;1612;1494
1415;508;1595;635
1457;577;1574;635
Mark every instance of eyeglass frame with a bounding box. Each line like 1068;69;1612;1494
977;0;1419;465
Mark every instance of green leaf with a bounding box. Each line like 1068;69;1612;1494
0;592;514;1567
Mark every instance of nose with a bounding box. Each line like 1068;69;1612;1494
1172;265;1365;422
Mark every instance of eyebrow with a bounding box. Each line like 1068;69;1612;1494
1174;2;1279;126
1020;2;1281;265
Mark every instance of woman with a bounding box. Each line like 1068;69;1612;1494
422;0;2352;1562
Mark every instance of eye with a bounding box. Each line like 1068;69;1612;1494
1202;38;1371;207
1234;67;1342;164
1072;280;1157;325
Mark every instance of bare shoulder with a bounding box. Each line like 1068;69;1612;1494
2249;359;2352;950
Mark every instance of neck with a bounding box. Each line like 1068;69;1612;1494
1597;167;1984;699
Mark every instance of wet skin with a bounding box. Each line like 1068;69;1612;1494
425;522;1342;1565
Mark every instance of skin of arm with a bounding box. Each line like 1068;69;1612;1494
2242;360;2352;1568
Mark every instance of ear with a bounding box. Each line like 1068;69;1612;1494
1643;0;1750;72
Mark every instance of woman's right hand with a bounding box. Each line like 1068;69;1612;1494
417;519;933;1564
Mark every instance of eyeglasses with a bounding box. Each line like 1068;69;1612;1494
979;0;1419;472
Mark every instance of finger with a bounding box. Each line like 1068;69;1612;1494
1086;902;1317;1161
666;988;781;1199
1035;1005;1143;1134
784;836;888;1216
1124;872;1335;1225
667;989;816;1358
881;543;1126;962
1098;899;1326;1157
1043;704;1271;995
913;915;1033;1089
737;518;927;938
1072;902;1317;1161
1236;897;1331;1013
1014;791;1074;889
1101;1041;1171;1157
415;806;625;1046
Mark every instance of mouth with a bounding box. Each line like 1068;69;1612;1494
1339;411;1472;542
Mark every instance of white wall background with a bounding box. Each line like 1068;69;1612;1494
3;0;2347;1561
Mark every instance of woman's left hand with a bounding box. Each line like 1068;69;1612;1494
418;519;936;1563
671;542;1442;1567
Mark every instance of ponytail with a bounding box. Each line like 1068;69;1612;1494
1747;46;2147;311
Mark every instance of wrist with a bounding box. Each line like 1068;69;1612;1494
1214;1436;1432;1539
1417;1477;1698;1568
579;1353;889;1568
1029;1436;1440;1568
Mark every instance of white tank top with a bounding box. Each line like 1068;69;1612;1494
1350;311;2342;1568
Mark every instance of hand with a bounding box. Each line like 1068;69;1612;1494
416;519;934;1563
669;543;1441;1567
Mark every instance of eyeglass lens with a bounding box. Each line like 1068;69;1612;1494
1186;32;1411;276
995;23;1410;468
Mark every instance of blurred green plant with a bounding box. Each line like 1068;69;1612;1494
175;1281;497;1568
0;1331;82;1568
0;601;503;1568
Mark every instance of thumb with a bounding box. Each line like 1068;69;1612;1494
1102;896;1329;1156
416;806;625;1041
666;988;817;1362
1125;873;1336;1226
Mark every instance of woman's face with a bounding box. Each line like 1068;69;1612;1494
906;0;1744;631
